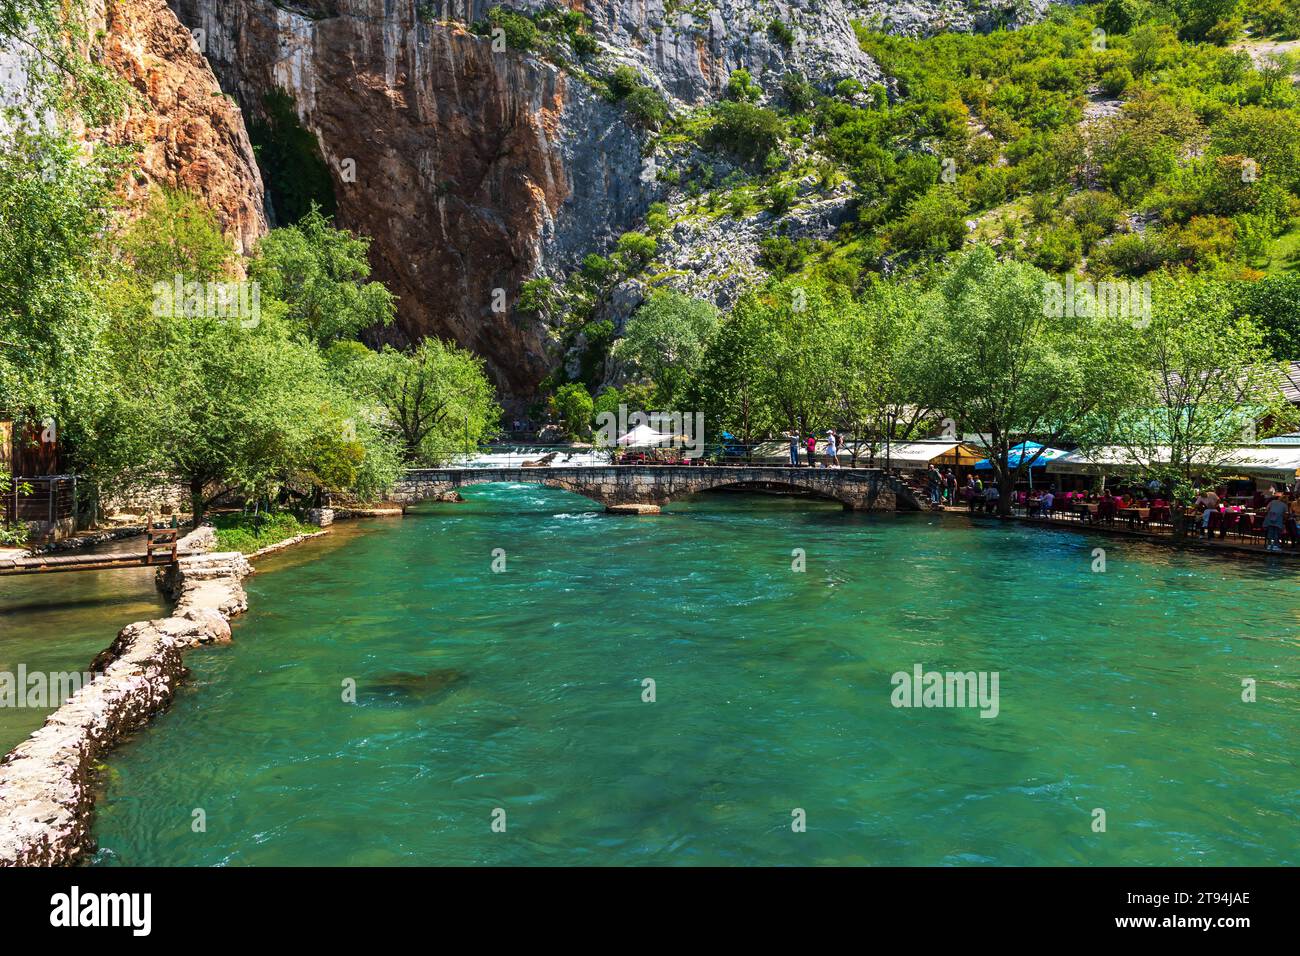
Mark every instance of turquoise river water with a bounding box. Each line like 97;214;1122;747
69;485;1300;865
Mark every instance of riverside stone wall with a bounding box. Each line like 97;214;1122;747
0;527;252;866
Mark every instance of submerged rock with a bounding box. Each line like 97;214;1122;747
365;668;467;703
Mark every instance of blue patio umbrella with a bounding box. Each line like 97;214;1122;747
974;442;1069;488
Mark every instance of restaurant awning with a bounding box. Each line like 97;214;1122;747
973;442;1069;470
1046;445;1300;481
861;440;984;467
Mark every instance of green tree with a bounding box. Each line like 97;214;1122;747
551;382;594;440
614;231;657;273
729;280;839;437
725;69;762;103
249;204;396;347
118;188;232;283
614;290;720;405
708;101;784;163
1105;275;1295;536
368;339;500;463
916;246;1143;516
0;128;119;506
1236;273;1300;357
687;302;772;457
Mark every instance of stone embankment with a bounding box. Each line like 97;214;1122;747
0;527;252;866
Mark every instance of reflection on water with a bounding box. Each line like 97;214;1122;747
88;487;1300;866
0;563;167;752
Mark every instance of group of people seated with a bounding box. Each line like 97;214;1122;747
958;472;1300;550
1192;486;1300;552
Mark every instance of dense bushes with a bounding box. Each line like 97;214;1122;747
708;101;784;163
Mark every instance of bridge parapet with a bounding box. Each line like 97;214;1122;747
394;465;920;512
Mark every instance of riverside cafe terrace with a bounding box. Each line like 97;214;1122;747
1017;441;1300;543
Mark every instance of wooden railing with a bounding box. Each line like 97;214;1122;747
144;514;179;566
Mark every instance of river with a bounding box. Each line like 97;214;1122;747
40;484;1300;865
0;541;166;753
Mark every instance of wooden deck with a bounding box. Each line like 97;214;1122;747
0;519;180;576
0;549;183;576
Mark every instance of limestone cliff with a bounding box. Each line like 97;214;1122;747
0;0;267;255
90;0;268;255
437;0;883;103
170;0;659;395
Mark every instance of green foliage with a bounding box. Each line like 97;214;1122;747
708;101;785;163
367;338;500;464
119;188;232;282
608;66;641;99
815;7;1300;275
886;187;968;256
780;72;817;113
550;382;594;440
0;128;118;434
756;236;816;277
249;204;396;347
1101;0;1142;33
624;86;670;128
645;202;671;234
517;277;560;320
483;7;539;50
1249;0;1300;37
1174;0;1242;42
915;246;1144;510
765;182;797;216
581;253;618;284
1234;272;1300;356
614;290;720;403
726;69;763;103
768;19;796;47
606;65;669;127
614;231;657;273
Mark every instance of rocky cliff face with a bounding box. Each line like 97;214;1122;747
170;0;656;395
434;0;882;103
855;0;1055;37
91;0;268;255
164;0;892;396
0;0;267;255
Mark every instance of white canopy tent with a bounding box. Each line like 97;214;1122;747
615;424;675;448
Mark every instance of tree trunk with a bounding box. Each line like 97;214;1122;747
189;476;206;526
997;456;1014;517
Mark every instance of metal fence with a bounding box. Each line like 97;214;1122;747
4;475;76;525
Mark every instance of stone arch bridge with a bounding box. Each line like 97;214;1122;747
393;466;921;512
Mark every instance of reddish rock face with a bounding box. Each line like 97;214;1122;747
300;24;577;396
168;2;651;399
89;0;267;256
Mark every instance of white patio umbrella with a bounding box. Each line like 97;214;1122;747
616;424;673;448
